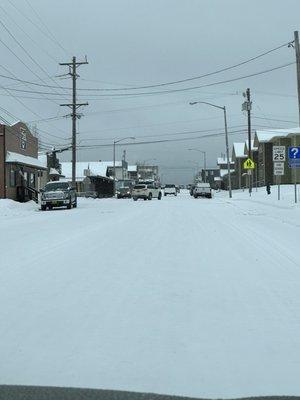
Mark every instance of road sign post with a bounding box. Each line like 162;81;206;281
243;158;255;197
288;146;300;203
273;146;286;201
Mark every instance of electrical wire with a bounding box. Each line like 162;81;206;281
0;17;69;102
7;0;69;57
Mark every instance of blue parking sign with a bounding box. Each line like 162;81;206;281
288;146;300;168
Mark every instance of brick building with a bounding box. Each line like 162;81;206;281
0;121;46;202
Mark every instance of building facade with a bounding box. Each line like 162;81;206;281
0;121;46;201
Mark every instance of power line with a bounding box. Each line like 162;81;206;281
72;62;295;98
252;115;298;124
3;40;288;92
24;0;69;57
77;128;255;150
75;41;294;91
2;61;288;98
0;4;59;64
7;0;69;57
0;17;69;102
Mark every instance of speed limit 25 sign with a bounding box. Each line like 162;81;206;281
273;146;286;162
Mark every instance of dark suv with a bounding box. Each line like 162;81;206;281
40;181;77;211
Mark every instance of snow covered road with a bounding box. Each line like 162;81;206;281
1;188;300;398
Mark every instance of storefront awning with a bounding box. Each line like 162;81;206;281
6;151;47;169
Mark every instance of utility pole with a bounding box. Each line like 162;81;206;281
293;30;300;203
60;56;88;188
223;106;232;198
242;88;252;195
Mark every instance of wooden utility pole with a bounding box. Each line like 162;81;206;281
60;56;88;188
246;88;252;194
242;89;252;194
293;31;300;203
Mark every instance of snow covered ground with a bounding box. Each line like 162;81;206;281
1;186;300;399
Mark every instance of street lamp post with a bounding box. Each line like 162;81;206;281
188;148;207;182
113;136;135;193
189;101;232;198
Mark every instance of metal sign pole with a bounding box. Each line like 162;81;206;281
293;137;298;204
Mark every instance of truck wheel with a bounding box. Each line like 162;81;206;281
143;197;147;201
194;195;198;199
158;192;162;200
148;193;152;200
67;199;72;209
164;193;167;196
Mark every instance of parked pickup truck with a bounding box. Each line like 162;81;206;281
193;183;212;199
132;183;162;201
40;181;77;210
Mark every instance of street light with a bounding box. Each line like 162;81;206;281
189;101;232;198
188;148;207;183
187;160;200;182
113;136;135;191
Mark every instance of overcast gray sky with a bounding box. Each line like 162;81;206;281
1;0;300;183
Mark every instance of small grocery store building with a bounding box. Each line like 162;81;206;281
0;121;46;202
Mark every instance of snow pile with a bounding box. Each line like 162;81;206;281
0;199;37;217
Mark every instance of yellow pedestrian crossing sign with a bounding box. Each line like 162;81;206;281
243;158;255;169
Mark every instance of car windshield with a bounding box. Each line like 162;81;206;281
2;2;299;399
44;182;69;191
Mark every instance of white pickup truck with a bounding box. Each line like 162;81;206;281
132;183;162;201
193;183;212;199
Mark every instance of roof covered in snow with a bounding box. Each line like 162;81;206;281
6;151;47;169
61;161;121;180
49;168;62;176
220;168;235;178
244;139;258;152
217;157;233;165
128;165;137;172
254;127;300;145
232;143;246;159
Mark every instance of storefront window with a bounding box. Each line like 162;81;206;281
10;168;16;187
30;172;36;188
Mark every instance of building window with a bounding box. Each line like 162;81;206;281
30;172;36;188
24;171;29;183
10;167;16;187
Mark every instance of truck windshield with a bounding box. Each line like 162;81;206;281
44;182;69;191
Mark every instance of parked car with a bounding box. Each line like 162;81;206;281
132;183;162;201
164;184;177;196
40;181;77;210
116;186;132;199
193;182;212;199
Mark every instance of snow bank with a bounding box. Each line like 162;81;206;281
0;199;37;217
